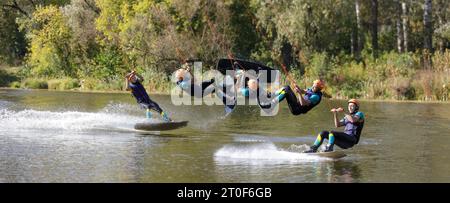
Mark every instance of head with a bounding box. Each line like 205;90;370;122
248;79;258;91
312;79;325;92
175;68;187;82
127;72;138;83
347;99;360;113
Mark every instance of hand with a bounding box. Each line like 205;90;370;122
127;70;135;76
126;71;136;81
294;85;302;94
125;73;131;80
331;107;344;112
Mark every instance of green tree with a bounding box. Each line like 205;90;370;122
252;0;357;68
0;9;26;65
62;0;100;77
25;5;74;77
226;0;260;58
0;0;71;65
95;0;233;72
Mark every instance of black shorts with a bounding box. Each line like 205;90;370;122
283;86;309;115
321;131;357;149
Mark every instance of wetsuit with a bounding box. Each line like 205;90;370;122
214;74;238;114
176;78;215;98
240;83;278;111
129;80;164;113
178;76;236;114
276;86;322;115
313;111;365;149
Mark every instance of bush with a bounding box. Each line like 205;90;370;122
79;78;98;90
288;51;448;101
304;52;332;81
48;78;80;90
141;68;172;93
79;77;124;91
60;78;80;90
10;81;21;88
21;78;48;89
328;61;366;99
47;79;62;90
0;68;20;87
91;47;126;83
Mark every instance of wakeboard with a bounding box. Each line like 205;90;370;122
134;120;188;131
305;151;347;159
216;58;277;83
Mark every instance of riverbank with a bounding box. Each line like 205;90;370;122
1;87;449;104
0;87;168;95
2;51;449;102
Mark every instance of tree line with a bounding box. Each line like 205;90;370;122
0;0;449;100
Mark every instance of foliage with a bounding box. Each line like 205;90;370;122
21;78;48;89
24;5;74;77
0;0;449;101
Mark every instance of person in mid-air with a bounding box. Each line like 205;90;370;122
237;74;278;111
238;76;325;115
274;80;325;115
174;64;237;115
174;63;216;98
303;99;365;153
125;70;172;122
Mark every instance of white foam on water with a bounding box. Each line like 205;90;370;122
99;102;141;115
0;100;12;109
231;133;317;143
0;103;150;132
232;134;268;143
214;142;329;163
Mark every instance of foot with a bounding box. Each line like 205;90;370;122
161;112;172;122
303;145;318;153
146;110;153;119
324;145;334;152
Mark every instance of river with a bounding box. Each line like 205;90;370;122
1;89;449;182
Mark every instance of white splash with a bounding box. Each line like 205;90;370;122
214;142;328;163
0;104;148;132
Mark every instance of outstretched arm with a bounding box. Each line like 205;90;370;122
294;85;310;106
331;107;344;127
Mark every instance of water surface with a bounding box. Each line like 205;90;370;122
1;89;449;182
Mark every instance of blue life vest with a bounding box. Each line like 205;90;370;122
342;111;365;144
300;88;323;113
